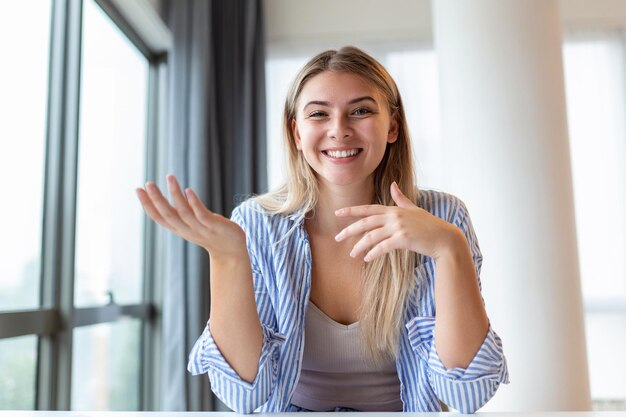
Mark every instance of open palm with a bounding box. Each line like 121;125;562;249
135;174;246;258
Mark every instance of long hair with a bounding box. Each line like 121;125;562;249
255;46;419;364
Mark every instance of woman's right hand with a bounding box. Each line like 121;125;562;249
136;174;247;259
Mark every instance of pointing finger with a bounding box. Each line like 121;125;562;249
335;205;389;217
335;214;387;241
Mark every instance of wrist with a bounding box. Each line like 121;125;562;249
204;232;248;265
209;250;253;289
433;225;468;261
209;251;249;268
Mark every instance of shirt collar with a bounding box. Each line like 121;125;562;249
286;206;308;224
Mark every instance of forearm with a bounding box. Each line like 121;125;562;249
434;227;489;369
208;254;263;383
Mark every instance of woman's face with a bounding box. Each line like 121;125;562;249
291;71;398;188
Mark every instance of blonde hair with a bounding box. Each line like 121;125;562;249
255;46;419;364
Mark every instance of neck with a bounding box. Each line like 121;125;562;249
307;178;375;237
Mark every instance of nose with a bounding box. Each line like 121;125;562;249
328;115;352;141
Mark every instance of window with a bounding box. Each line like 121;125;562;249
265;55;307;190
0;0;51;313
0;0;52;409
384;49;441;189
563;31;626;409
74;0;148;308
71;319;141;410
0;0;167;410
0;336;38;409
70;1;150;410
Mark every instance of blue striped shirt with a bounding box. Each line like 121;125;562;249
188;189;509;413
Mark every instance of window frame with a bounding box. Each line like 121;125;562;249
0;0;169;411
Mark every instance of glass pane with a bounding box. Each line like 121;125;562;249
384;50;441;189
0;335;38;409
563;37;626;301
585;313;626;400
265;56;308;190
74;0;148;306
564;34;626;406
71;319;141;410
0;1;51;311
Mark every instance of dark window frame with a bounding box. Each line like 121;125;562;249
0;0;168;411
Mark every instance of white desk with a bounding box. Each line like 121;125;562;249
1;412;625;417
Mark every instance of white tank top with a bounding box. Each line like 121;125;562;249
290;301;403;411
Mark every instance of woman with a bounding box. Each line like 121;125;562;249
136;46;509;413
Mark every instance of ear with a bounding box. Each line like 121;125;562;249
291;118;302;150
387;111;399;144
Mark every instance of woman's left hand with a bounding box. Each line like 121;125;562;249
335;182;462;262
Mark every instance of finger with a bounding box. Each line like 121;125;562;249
391;181;414;209
185;188;220;227
166;175;203;229
349;226;390;259
136;188;169;227
335;204;389;217
335;214;387;242
364;237;405;262
145;181;190;233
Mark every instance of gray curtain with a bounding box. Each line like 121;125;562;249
161;0;267;411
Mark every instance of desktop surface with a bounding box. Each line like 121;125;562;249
1;412;626;417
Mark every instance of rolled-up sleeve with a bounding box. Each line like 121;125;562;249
405;194;509;413
406;316;509;413
187;321;286;413
187;203;285;413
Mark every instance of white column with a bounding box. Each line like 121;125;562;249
432;0;591;411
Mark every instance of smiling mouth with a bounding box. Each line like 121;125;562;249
322;149;362;158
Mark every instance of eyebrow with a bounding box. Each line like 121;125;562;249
302;96;378;110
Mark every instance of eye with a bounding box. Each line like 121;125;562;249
351;107;373;116
306;110;327;119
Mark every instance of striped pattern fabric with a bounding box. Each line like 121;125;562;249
188;189;509;413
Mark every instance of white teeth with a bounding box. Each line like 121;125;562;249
326;149;359;158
